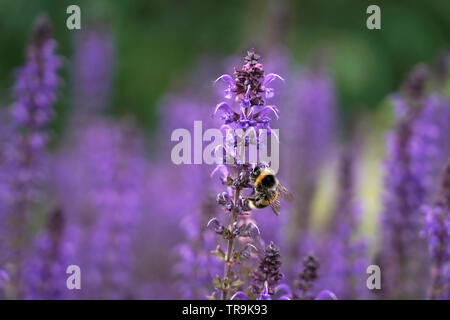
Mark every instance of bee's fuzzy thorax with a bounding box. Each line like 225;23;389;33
254;168;275;187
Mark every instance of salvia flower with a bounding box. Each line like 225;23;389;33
250;241;283;296
208;51;285;300
294;254;319;299
214;50;283;134
0;16;61;298
380;65;450;298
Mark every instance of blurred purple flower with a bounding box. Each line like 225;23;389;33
0;16;61;298
278;58;336;283
379;66;450;298
54;119;149;299
321;142;368;299
282;65;336;232
294;254;320;299
23;208;71;299
72;27;114;113
422;160;450;300
269;254;337;300
157;71;224;298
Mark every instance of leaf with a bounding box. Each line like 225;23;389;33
210;245;225;262
212;275;222;290
222;277;230;290
231;279;244;289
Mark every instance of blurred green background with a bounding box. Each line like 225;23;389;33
0;0;449;133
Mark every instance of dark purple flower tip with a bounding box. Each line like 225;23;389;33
402;63;429;100
30;15;52;48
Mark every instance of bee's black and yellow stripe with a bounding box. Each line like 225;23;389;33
254;168;277;189
251;168;279;209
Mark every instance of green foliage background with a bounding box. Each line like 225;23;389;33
0;0;449;134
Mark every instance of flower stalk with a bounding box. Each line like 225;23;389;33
209;50;284;300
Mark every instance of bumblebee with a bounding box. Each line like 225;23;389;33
246;166;293;216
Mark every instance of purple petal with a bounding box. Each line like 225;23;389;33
214;102;234;117
231;291;248;300
246;107;255;119
255;105;279;120
258;282;272;300
206;218;220;229
275;283;292;297
265;87;275;99
211;164;228;178
315;290;338;300
262;73;284;86
213;74;234;87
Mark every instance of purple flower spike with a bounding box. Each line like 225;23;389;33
250;242;284;296
213;50;283;135
0;16;61;297
208;50;286;300
379;65;450;299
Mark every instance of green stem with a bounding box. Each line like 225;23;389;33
222;185;241;300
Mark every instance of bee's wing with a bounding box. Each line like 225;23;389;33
269;199;281;216
277;183;294;202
